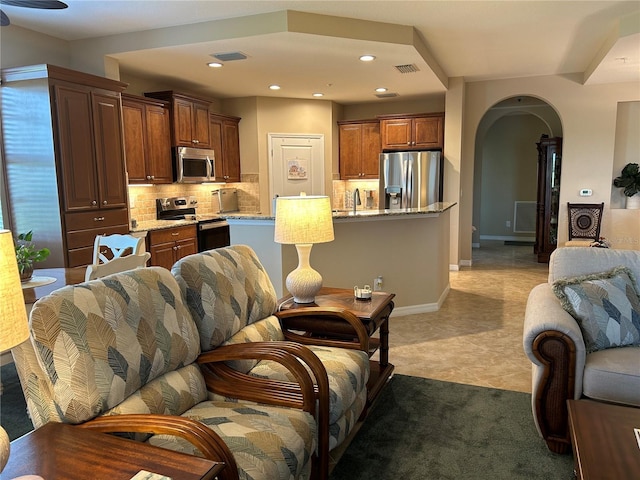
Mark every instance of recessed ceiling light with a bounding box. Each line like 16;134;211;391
269;84;281;90
312;93;324;97
375;87;388;93
207;62;223;68
360;55;376;62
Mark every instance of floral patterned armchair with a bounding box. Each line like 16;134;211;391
172;245;372;479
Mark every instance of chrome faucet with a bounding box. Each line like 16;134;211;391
353;188;361;214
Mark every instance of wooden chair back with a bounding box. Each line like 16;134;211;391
567;202;604;241
85;252;151;281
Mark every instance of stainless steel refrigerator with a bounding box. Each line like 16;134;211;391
379;151;443;209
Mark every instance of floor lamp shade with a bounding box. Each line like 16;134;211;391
274;195;334;303
0;229;30;472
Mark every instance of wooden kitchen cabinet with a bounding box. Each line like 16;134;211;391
210;113;241;182
64;208;130;267
54;82;128;211
1;64;130;268
147;225;198;270
379;113;444;150
145;91;211;148
122;94;173;184
338;120;380;179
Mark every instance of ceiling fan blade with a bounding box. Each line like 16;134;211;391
0;9;9;26
0;0;67;9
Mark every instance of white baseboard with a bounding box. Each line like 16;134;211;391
449;264;459;271
460;259;472;267
479;235;535;242
390;283;450;316
472;242;480;248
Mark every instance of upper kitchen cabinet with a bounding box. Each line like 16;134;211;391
53;81;128;211
1;64;130;268
122;94;173;184
145;91;211;148
379;113;444;151
209;113;241;183
338;120;381;179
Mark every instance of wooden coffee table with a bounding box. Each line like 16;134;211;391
3;422;224;479
567;399;640;479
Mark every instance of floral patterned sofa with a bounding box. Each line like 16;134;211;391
12;266;319;480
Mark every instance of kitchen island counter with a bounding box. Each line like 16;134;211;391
228;202;455;313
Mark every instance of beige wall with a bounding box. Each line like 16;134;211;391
0;25;70;68
462;75;640;257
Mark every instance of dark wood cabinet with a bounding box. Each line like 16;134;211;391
122;94;172;184
534;135;563;263
379;113;444;150
54;83;128;211
338;120;380;179
147;225;198;270
145;91;211;148
209;113;241;182
1;64;130;268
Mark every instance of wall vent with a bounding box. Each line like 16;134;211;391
211;51;248;62
375;92;399;98
394;64;420;74
513;201;536;233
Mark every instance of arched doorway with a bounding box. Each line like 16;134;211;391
472;96;563;258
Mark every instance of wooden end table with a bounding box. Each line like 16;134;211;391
567;399;640;479
3;422;224;479
278;287;395;409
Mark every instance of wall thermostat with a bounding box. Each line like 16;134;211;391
579;189;592;196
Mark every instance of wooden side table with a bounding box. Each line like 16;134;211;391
567;399;640;480
3;422;224;480
278;287;395;409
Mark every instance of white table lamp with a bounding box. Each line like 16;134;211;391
0;229;30;472
274;195;334;303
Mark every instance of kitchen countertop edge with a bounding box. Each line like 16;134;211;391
131;202;457;232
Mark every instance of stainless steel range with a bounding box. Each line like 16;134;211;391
156;196;230;252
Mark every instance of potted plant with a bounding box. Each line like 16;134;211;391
15;231;50;282
613;162;640;209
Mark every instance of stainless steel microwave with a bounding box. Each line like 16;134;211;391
175;146;215;183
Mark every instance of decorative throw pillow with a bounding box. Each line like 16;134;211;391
552;266;640;353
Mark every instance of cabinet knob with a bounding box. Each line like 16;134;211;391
150;175;155;180
93;217;105;222
146;175;152;180
171;232;179;236
192;139;199;144
173;246;178;251
91;200;97;206
103;200;108;205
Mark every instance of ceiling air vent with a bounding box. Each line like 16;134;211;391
211;51;248;62
375;92;399;98
394;64;420;74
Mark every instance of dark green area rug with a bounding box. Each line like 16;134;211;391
1;363;573;479
329;374;574;480
0;362;31;441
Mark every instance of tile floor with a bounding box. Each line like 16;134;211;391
387;240;549;393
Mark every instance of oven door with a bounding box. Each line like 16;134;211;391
197;219;230;252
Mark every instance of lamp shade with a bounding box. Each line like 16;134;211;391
274;195;334;245
0;229;29;352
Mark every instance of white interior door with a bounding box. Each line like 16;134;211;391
269;134;324;213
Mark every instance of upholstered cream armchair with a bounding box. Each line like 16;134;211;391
172;245;372;480
12;267;320;480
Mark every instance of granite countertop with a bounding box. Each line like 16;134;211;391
131;203;457;232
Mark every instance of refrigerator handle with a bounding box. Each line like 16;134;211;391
403;159;413;208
